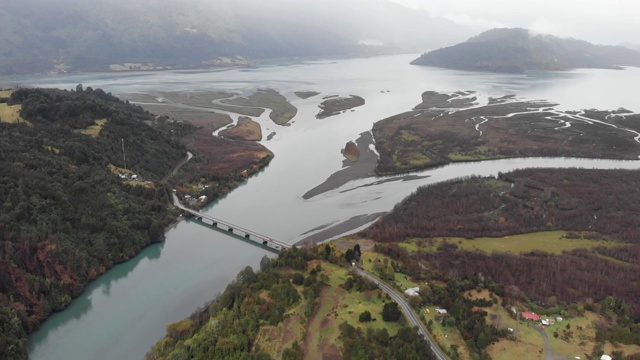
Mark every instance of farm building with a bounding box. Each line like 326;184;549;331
522;312;541;321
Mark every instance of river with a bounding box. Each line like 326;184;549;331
5;54;640;359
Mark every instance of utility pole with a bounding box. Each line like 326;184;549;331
122;138;127;170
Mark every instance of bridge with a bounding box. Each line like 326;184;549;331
172;193;290;252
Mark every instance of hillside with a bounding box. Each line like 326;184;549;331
146;247;436;360
0;87;190;359
359;168;640;358
411;28;640;73
0;0;470;75
364;168;640;319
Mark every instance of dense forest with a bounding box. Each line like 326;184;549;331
0;87;188;359
366;169;640;242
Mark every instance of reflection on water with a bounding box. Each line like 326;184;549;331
28;241;165;354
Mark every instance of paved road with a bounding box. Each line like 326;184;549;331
533;326;553;360
355;268;448;360
161;151;193;183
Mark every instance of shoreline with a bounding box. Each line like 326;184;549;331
303;131;379;199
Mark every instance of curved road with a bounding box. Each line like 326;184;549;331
161;151;193;183
355;268;448;360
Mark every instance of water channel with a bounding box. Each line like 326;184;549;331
4;54;639;359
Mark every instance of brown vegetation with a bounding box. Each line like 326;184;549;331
364;168;640;319
367;169;640;243
182;117;272;175
137;104;233;131
372;91;640;174
342;140;360;162
219;116;262;141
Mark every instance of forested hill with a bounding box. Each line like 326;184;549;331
0;87;188;359
0;0;470;75
411;28;640;73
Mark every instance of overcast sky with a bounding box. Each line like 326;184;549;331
390;0;639;46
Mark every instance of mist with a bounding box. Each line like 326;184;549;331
1;0;638;75
390;0;640;47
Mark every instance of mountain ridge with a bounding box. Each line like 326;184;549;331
411;28;640;73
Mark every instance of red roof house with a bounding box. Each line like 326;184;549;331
522;312;541;321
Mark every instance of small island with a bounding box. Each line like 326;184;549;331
222;88;297;126
316;95;365;119
342;141;360;162
294;91;320;99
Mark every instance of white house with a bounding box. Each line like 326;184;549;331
601;355;612;360
404;287;420;297
435;308;448;315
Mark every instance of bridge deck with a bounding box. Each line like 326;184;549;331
172;194;290;252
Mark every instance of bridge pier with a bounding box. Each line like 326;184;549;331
173;194;289;252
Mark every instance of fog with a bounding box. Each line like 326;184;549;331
2;0;638;75
390;0;640;46
170;0;639;47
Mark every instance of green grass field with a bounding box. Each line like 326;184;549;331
254;260;406;360
76;119;107;137
108;164;133;175
401;231;621;256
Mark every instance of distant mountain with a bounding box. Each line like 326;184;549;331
620;42;640;52
0;0;471;75
411;28;640;73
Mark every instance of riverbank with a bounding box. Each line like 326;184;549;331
303;131;379;199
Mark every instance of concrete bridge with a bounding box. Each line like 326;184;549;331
172;193;290;252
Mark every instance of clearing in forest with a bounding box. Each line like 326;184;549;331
401;231;622;256
76;119;107;137
0;103;29;125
